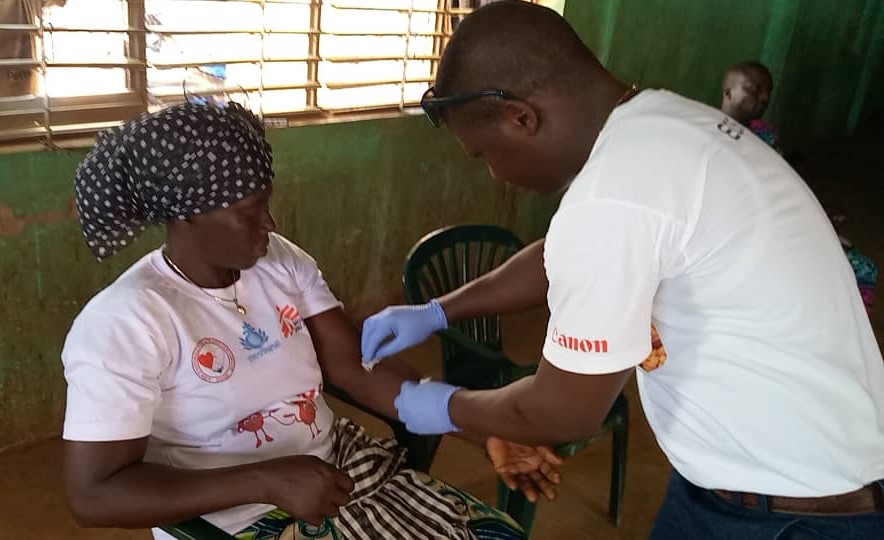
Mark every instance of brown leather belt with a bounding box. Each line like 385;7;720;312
713;483;884;516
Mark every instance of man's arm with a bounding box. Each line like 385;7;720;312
443;200;666;445
64;438;353;528
360;239;547;363
448;359;632;447
439;238;548;322
309;308;504;445
310;307;564;500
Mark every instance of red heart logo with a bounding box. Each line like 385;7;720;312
198;352;216;372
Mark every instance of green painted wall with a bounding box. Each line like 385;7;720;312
0;117;556;449
567;0;884;148
2;1;883;448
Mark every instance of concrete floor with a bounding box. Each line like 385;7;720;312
1;134;882;539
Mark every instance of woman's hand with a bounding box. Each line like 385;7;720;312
260;455;355;525
485;437;563;502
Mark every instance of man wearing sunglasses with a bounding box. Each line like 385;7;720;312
362;2;884;538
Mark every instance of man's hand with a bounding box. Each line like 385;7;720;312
394;379;462;434
486;437;563;503
260;455;355;525
360;300;448;367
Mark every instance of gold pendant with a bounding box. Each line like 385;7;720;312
236;303;247;316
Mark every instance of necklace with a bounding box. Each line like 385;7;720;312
615;84;640;107
162;251;247;316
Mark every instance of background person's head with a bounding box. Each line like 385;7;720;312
74;102;276;273
721;61;773;125
427;1;625;194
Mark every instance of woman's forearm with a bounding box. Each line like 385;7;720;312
66;455;266;529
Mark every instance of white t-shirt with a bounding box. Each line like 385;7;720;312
542;89;884;497
62;233;341;535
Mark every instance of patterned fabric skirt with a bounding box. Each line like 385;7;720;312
234;418;525;540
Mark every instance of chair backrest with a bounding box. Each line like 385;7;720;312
403;224;525;350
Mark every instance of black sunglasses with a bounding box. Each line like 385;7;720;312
420;86;519;127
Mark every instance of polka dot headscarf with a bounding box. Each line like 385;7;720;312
74;102;273;260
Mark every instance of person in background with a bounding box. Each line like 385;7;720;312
721;61;779;149
722;61;877;314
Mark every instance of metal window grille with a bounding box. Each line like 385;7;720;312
0;0;540;149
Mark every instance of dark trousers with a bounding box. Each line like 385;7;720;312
650;470;884;540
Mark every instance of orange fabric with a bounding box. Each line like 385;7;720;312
641;325;667;372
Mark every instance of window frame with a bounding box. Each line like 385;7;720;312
0;0;542;151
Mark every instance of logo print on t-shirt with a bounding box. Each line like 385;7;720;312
276;304;304;338
191;338;235;383
550;327;609;353
235;384;324;447
240;322;269;351
237;411;281;448
717;117;744;140
284;387;323;439
240;321;281;361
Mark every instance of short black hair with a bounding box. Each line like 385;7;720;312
435;1;602;99
723;61;773;90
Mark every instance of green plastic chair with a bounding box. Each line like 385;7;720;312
402;224;629;535
158;383;437;538
160;517;236;539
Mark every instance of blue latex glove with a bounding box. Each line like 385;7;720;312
394;380;462;434
361;299;448;367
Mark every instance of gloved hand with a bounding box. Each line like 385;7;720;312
394;380;462;434
360;299;448;368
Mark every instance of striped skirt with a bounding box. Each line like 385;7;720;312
234;418;525;540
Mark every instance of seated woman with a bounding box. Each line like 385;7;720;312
62;103;560;539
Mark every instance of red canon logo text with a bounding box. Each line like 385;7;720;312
550;327;608;353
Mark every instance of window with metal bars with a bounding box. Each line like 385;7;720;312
0;0;548;150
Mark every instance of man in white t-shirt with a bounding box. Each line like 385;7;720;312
360;3;884;538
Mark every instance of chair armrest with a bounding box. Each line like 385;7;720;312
159;517;236;539
554;437;599;458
